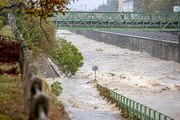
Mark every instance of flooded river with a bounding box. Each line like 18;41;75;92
56;30;180;119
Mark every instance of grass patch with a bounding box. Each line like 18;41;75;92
0;63;19;75
43;81;70;120
0;25;14;37
0;64;27;120
0;64;10;71
48;96;70;120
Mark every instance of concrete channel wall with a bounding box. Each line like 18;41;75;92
74;30;180;63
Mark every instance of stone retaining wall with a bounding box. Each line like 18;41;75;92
74;30;180;63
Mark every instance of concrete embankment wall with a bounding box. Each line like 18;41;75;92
74;30;180;63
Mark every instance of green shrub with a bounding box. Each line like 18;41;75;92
16;11;24;33
0;21;3;29
0;16;5;29
51;81;63;96
23;16;56;55
52;38;83;76
0;16;6;25
16;11;56;55
0;114;11;120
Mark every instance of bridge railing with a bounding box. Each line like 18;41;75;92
53;12;180;31
96;84;174;120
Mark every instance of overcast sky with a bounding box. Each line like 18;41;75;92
68;0;107;11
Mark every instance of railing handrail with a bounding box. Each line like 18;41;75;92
63;11;180;14
96;84;174;120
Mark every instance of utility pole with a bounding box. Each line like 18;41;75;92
85;4;86;11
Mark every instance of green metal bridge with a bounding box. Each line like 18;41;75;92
53;11;180;31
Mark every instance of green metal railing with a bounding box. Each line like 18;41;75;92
52;11;180;31
96;84;174;120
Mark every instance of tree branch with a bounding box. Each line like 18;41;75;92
39;16;54;46
0;3;19;12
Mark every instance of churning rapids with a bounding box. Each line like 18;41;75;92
47;30;180;120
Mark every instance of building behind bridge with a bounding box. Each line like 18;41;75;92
118;0;179;12
118;0;141;12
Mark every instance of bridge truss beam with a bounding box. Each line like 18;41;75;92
52;12;180;31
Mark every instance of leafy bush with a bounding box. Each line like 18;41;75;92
52;38;83;76
0;16;5;29
16;10;83;77
0;16;6;25
16;11;24;33
51;81;63;96
0;21;3;29
23;16;56;54
16;12;56;56
0;38;20;64
0;25;14;37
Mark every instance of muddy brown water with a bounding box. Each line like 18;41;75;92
54;30;180;119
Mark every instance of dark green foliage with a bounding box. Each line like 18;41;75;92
0;16;5;24
52;39;83;76
0;16;5;29
16;13;56;56
0;21;3;29
51;81;63;97
16;11;24;33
